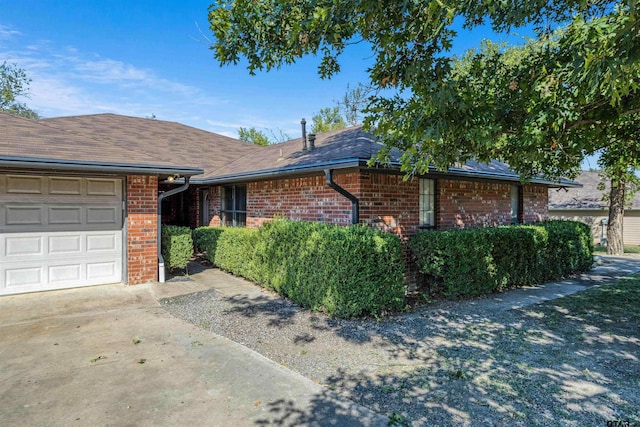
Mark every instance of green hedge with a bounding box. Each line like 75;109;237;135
193;221;406;318
213;227;260;282
192;226;224;254
410;220;593;299
161;225;193;270
539;220;593;278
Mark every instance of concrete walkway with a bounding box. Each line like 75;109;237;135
0;276;387;426
177;254;640;315
2;255;638;427
430;254;640;315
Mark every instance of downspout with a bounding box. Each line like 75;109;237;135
157;176;190;283
325;169;359;225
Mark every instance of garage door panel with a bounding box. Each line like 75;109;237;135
6;205;44;226
6;175;44;194
49;206;83;225
87;206;119;225
49;177;83;195
1;175;124;295
5;266;43;288
625;215;640;245
87;179;120;197
87;233;118;252
49;264;82;285
87;262;117;280
5;235;44;257
49;234;82;254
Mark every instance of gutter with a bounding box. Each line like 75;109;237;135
157;177;191;283
192;158;365;185
439;167;582;188
192;157;579;188
325;169;359;225
0;156;203;177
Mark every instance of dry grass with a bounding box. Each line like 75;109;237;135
166;273;640;426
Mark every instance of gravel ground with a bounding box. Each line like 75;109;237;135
163;266;640;426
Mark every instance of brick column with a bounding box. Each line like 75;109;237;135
127;176;158;284
523;185;549;223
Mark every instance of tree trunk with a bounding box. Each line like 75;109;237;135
606;178;625;255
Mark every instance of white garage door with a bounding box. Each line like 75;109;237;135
0;175;124;295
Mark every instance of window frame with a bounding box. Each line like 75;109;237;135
419;178;437;229
510;184;523;224
220;184;247;227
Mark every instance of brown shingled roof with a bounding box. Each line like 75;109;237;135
202;125;576;187
0;112;202;175
42;113;259;175
549;170;640;210
204;126;385;180
2;112;577;187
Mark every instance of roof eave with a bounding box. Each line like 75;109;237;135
192;158;366;184
443;167;582;188
0;156;203;177
192;157;581;188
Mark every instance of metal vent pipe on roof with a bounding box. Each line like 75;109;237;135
301;118;308;151
308;133;316;150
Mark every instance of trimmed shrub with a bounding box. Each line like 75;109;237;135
255;221;406;318
161;225;193;270
484;226;549;288
539;220;593;278
193;220;406;318
410;229;497;298
212;227;260;281
192;226;224;255
410;221;593;299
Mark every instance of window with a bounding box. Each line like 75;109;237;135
419;178;436;228
221;185;247;227
511;185;522;224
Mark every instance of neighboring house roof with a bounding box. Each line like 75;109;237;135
2;112;577;187
0;112;203;177
549;170;640;210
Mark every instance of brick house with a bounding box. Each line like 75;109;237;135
177;126;563;237
1;112;576;295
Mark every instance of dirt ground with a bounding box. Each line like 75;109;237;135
165;263;640;426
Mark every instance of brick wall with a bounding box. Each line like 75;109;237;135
206;172;421;235
127;176;158;284
523;184;549;223
195;173;549;291
246;174;357;228
187;186;199;228
358;172;420;238
202;174;549;233
205;186;222;226
437;179;512;229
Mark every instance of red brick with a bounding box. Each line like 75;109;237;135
127;175;158;284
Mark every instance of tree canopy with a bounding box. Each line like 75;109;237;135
210;0;639;253
238;126;291;145
238;126;271;146
1;62;39;119
310;106;345;133
209;0;639;181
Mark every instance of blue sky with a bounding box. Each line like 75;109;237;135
1;0;377;138
0;1;601;169
0;1;508;138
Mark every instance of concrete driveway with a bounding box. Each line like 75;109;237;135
0;281;386;426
